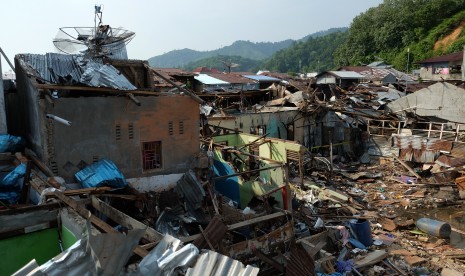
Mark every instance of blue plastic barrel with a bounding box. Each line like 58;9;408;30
416;218;451;238
349;219;373;247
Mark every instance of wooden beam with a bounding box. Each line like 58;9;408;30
181;211;286;242
54;191;149;258
392;155;421;179
253;249;284;273
213;164;283;181
91;196;163;243
36;84;160;96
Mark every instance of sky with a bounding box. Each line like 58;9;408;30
0;0;383;72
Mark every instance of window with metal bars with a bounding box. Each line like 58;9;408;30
142;141;162;170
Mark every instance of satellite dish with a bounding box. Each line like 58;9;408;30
53;5;135;59
220;59;239;73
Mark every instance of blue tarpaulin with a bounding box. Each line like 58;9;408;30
0;134;25;153
0;163;26;204
75;159;127;189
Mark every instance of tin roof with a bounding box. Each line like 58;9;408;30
194;74;229;85
19;53;137;90
416;51;463;64
243;75;281;82
208;73;258;84
322;71;365;79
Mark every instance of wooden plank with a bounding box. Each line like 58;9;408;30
0;208;58;234
253;249;284;273
36;84;161;96
181;211;286;242
54;191;149;258
91;196;163;243
392;155;422;179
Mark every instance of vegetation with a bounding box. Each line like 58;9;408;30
150;1;465;74
183;55;262;73
334;0;465;70
262;31;348;73
148;28;347;69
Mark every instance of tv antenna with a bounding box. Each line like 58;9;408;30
53;5;135;58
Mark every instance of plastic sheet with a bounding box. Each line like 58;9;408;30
0;134;25;153
75;159;127;189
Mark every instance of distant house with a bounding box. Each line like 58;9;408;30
315;71;365;87
194;73;259;93
416;51;463;81
338;66;415;85
243;74;282;89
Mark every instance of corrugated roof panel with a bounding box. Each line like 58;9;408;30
19;53;136;90
243;75;281;82
186;250;259;276
195;74;230;85
328;71;365;79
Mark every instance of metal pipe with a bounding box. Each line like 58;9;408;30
46;114;72;126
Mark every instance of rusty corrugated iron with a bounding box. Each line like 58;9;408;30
435;155;465;168
393;135;452;163
192;215;227;250
285;243;315;276
450;142;465;158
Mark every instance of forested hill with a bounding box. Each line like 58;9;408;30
262;31;348;73
147;28;347;68
334;0;465;70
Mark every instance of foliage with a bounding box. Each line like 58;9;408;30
148;28;347;69
262;31;348;73
334;0;465;70
148;40;294;68
183;55;263;73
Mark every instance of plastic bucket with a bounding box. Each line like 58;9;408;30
349;219;373;247
416;218;451;238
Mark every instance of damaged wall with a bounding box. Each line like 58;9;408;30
48;96;199;180
12;62;200;181
209;109;305;143
386;82;465;123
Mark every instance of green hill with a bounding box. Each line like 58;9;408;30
334;0;465;70
147;28;347;68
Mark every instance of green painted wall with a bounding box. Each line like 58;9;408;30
0;228;60;276
61;225;79;250
213;133;304;209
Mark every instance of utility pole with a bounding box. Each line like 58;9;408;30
0;47;10;134
406;47;410;93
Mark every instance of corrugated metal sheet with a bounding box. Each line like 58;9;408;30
243;75;281;82
175;170;207;222
193;215;227;250
137;234;199;274
393;135;452;163
451;142;465;158
19;53;136;90
285;243;315;276
435;155;465;167
75;159;127;188
195;74;229;85
186;250;259;276
328;71;365;79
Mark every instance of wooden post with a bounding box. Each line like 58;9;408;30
428;123;432;138
440;123;444;139
456;124;461;142
20;161;32;204
329;130;333;179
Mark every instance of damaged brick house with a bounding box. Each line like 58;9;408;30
8;53;201;184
